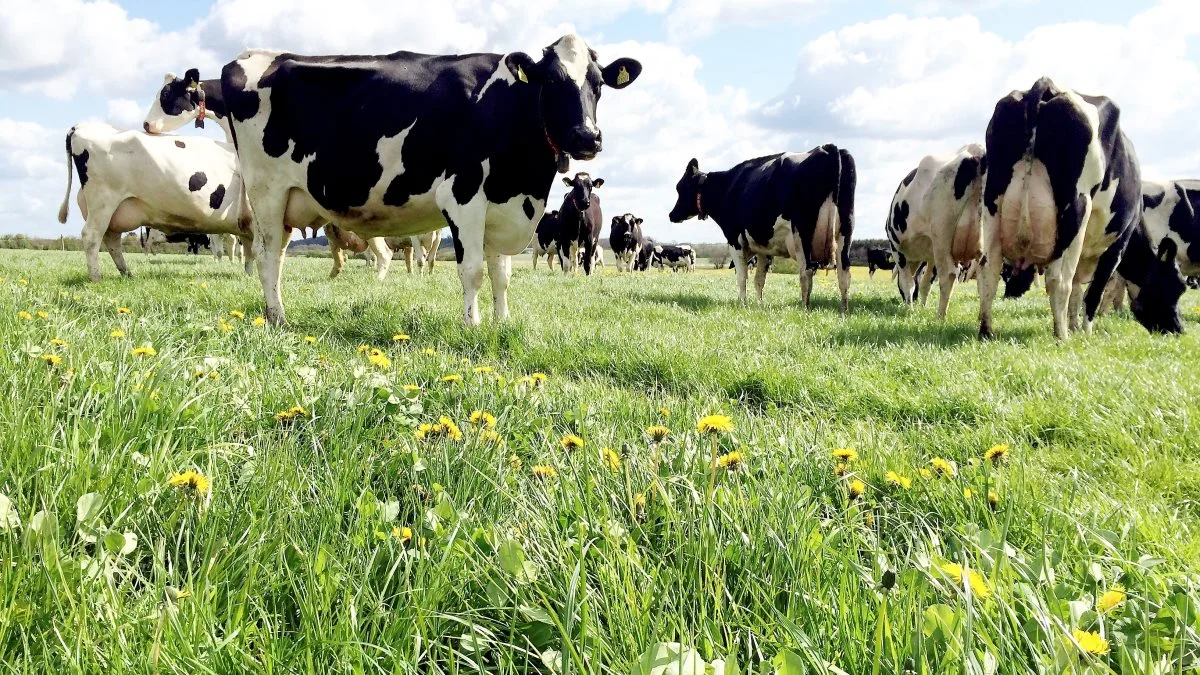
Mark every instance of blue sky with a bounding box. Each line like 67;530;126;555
2;0;1195;244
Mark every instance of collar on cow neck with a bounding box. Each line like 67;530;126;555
696;175;708;221
538;88;570;174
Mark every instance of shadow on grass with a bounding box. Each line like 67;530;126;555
630;290;729;312
826;320;1042;348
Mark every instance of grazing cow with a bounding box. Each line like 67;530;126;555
668;145;856;309
1001;263;1039;298
383;231;441;274
609;213;644;272
58;122;256;281
325;225;394;279
533;210;560;270
886;145;986;317
556;172;604;274
650;244;696;272
634;239;656;271
193;34;639;325
180;233;211;254
977;77;1177;339
866;248;895;278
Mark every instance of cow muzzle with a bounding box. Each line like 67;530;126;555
565;129;602;160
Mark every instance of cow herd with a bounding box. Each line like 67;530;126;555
53;34;1193;340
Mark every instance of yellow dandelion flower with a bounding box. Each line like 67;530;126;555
931;457;955;478
849;479;866;499
304;336;317;344
479;429;505;446
391;526;413;544
939;563;991;599
531;464;558;479
508;454;523;471
633;492;647;510
218;319;234;333
414;423;434;441
473;366;494;375
834;463;848;477
131;346;157;357
229;310;245;319
530;372;548;385
402;384;421;394
987;490;999;509
275;405;307;422
36;311;48;319
368;350;392;370
716;450;745;469
560;434;584;451
40;353;63;366
646;425;670;442
658;407;670;418
886;471;913;489
963;488;974;499
832;448;858;463
392;333;410;342
1097;585;1126;614
697;414;734;434
18;278;28;285
600;447;621;472
167;469;212;498
199;282;208;289
1071;629;1109;655
919;467;933;480
49;338;68;348
17;311;32;320
117;307;131;315
441;373;462;384
984;444;1010;465
469;410;497;428
356;344;370;354
252;316;266;327
110;328;126;338
421;348;436;357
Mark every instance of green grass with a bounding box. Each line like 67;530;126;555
2;249;1199;674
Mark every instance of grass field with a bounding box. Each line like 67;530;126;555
2;248;1200;674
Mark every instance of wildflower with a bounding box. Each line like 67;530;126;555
131;346;157;357
150;389;161;400
40;353;63;366
834;463;848;477
508;454;522;471
441;373;462;384
560;434;584;451
939;563;990;599
218;319;233;333
229;310;245;319
252;317;266;327
646;425;670;442
275;405;307;422
849;479;866;500
167;469;212;498
1097;585;1126;614
117;307;131;315
473;366;494;375
963;489;974;499
919;468;933;480
392;333;410;342
633;492;647;511
469;410;497;428
658;407;670;418
36;311;48;319
530;373;548;386
110;328;126;338
18;278;28;285
716;450;745;469
421;348;436;357
17;311;32;321
402;384;421;394
391;526;413;544
357;344;370;354
1071;629;1109;655
987;490;999;509
199;282;208;289
697;414;734;434
304;336;318;344
886;471;913;489
49;338;68;348
415;416;463;442
984;444;1010;465
367;349;392;370
531;464;558;480
600;447;621;472
479;429;505;446
931;457;955;478
832;448;858;463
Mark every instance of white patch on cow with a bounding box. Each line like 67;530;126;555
553;34;591;87
890;145;985;271
476;63;516;101
485;193;544;256
368;121;417;203
742;218;792;258
1063;87;1105;199
233;50;285;94
583;116;598;135
1140;180;1198;275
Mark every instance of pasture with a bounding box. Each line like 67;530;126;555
2;249;1199;673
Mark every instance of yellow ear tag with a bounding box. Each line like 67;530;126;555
517;66;528;83
616;66;630;86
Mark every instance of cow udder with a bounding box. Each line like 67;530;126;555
998;159;1057;265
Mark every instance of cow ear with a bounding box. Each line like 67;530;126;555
687;158;700;176
592;178;604;188
602;58;642;89
636;218;644;225
504;52;540;84
612;216;620;225
562;177;573;187
163;72;177;84
184;68;200;86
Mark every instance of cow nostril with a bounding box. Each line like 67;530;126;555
143;122;150;132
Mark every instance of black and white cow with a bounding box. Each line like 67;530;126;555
383;231;441;274
533;210;560;270
58;122;257;281
649;244;696;272
193;34;639;325
977;77;1180;339
609;213;644;272
886;145;985;317
866;248;895;278
668;145;856;309
556;172;604;275
634;239;656;271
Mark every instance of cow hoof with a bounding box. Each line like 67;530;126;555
978;326;994;340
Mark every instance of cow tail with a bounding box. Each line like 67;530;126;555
57;128;75;224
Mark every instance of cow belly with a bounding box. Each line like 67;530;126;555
998;159;1057;264
108;197;235;235
745;218;794;258
484;195;543;255
949;204;981;264
331;188;445;238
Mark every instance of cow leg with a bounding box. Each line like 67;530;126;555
800;269;815;309
368;238;392;281
836;252;852;315
328;235;346;279
754;255;770;303
934;257;957;320
439;191;488;326
423;233;438;274
81;208;116;282
1082;235;1130;332
532;249;539;271
102;230;131;276
916;265;934;306
1047;196;1091;340
897;260;916;306
487;254;513;321
251;199;290;325
405;246;415;274
238;236;254;275
731;247;749;303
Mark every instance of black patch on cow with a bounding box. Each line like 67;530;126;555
72;149;90;188
174;140;186;149
209;184;226;209
188;172;208;192
522;198;535;220
1143;191;1165;210
442;209;464;264
901;168;917;187
954;157;979;201
536;211;559;249
892;201;909;233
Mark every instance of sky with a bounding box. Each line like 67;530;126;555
2;0;1198;244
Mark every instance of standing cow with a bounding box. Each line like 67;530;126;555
668;145;856;310
886;145;986;317
183;34;639;326
977;77;1182;338
556;172;604;275
866;248;895;278
609;213;644;272
533;210;560;270
650;244;696;272
383;230;441;274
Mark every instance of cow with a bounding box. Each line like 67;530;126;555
184;34;640;325
533;210;560;270
886;145;986;317
383;231;441;274
609;213;644;272
210;233;241;263
976;77;1181;339
650;244;695;272
180;233;211;254
668;145;856;310
556;172;604;275
634;239;656;271
58;122;257;281
866;248;895;279
1001;263;1039;298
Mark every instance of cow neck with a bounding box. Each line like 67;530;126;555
536;87;570;174
696;171;728;223
198;79;233;141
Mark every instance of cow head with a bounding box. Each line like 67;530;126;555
562;172;603;210
1131;239;1186;334
144;69;206;135
668;158;705;223
503;34;641;165
613;213;644;233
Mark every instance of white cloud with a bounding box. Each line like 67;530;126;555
0;119;63;233
105;98;144;131
665;0;836;42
